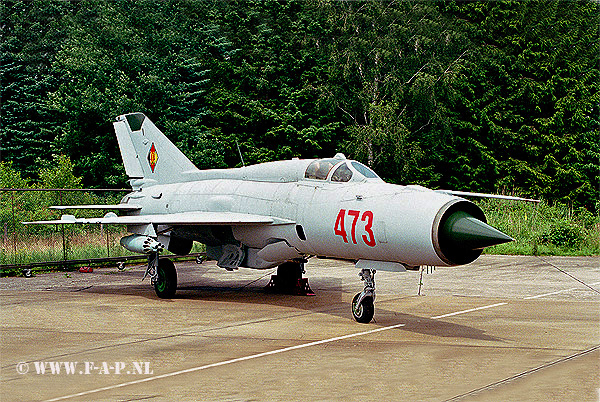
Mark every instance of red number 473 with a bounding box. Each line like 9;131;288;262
334;209;376;247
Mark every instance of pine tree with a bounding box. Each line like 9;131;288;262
1;0;71;177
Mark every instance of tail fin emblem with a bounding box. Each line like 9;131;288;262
147;143;158;173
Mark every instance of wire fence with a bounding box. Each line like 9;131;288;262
0;188;140;274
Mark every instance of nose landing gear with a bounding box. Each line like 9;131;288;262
352;268;376;323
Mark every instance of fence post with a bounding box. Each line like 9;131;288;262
11;191;17;265
105;225;110;257
59;190;67;263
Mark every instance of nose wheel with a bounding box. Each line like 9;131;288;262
352;268;376;323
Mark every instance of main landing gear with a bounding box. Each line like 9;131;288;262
266;261;314;295
145;253;177;299
352;268;376;323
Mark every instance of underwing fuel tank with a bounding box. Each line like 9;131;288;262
120;234;164;254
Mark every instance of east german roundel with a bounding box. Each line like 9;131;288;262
147;143;158;173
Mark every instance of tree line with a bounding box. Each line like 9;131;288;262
1;0;598;212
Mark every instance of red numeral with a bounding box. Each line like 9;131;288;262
333;209;376;247
334;209;348;242
348;210;360;244
362;211;376;247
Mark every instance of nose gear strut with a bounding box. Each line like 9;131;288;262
352;268;376;323
143;251;160;284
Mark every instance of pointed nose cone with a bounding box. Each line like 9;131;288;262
441;211;513;251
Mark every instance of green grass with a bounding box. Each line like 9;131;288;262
479;200;599;256
1;229;207;276
1;230;137;265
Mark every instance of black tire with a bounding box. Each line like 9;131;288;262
277;262;302;289
352;293;374;323
154;258;177;298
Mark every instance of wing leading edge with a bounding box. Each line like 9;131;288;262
23;211;292;226
50;204;142;211
435;190;540;203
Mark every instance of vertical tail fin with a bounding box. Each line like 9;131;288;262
113;113;198;186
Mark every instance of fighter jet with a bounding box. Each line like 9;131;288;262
27;113;538;323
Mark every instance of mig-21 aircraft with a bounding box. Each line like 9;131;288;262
26;113;538;323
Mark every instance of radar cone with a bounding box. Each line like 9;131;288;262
441;211;513;251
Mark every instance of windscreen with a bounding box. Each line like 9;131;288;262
351;162;379;179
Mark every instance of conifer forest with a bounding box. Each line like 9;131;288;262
2;0;599;213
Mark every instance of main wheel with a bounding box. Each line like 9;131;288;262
352;293;374;323
277;262;303;289
154;258;177;298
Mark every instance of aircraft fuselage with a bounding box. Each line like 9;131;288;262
122;159;493;270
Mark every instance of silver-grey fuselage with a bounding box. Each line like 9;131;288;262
122;158;470;269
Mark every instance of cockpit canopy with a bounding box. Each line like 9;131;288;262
304;158;380;183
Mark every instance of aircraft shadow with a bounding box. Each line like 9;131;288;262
377;312;503;342
82;273;502;343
